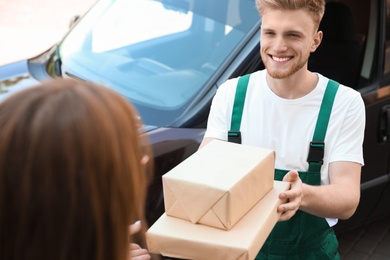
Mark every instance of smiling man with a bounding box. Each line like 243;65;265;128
199;0;365;259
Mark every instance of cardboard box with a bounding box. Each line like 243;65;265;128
146;181;290;260
163;140;275;230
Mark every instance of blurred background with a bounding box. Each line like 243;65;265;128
0;0;97;66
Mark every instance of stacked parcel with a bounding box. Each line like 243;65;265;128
146;140;289;260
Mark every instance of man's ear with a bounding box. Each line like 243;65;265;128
310;30;323;53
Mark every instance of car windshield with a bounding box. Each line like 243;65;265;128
59;0;260;126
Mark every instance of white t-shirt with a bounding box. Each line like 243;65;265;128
204;70;365;226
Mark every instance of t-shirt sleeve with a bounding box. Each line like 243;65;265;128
329;91;365;165
204;79;238;141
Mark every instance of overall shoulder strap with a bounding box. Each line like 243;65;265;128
307;79;340;173
228;74;250;144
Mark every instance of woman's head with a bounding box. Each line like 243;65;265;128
256;0;325;31
0;78;150;260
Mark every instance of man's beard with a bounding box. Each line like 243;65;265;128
261;52;309;79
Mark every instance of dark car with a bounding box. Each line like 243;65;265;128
1;0;390;235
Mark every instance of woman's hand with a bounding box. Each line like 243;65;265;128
129;243;151;260
128;221;151;260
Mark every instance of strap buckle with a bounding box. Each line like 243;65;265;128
228;131;241;144
307;141;325;163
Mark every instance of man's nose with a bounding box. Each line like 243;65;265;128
273;36;288;52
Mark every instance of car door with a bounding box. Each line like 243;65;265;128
333;0;390;232
357;0;390;224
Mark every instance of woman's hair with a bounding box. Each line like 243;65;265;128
0;78;151;260
256;0;325;30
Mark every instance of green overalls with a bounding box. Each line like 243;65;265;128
228;74;340;259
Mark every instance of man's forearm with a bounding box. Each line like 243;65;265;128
299;182;360;220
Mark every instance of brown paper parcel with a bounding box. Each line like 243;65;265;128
146;180;290;260
163;140;275;230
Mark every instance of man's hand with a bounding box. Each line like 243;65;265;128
277;170;303;221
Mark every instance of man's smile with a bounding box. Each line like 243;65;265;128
270;55;292;62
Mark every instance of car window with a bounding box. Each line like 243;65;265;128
59;0;260;127
91;1;192;52
309;1;371;89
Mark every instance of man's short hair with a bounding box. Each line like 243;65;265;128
256;0;325;30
